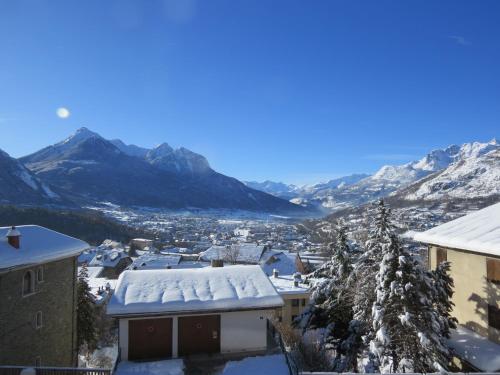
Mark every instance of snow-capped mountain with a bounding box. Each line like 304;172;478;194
19;128;306;214
400;140;500;201
145;144;211;175
248;140;499;212
0;149;60;204
244;181;300;199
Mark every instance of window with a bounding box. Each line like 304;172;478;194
488;305;500;330
291;315;298;321
37;267;44;283
436;248;447;265
35;311;43;329
291;299;299;307
23;270;35;296
487;259;500;284
301;299;306;307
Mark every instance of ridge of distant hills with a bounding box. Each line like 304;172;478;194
0;127;307;215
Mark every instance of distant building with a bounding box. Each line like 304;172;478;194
130;238;153;250
414;202;500;371
107;265;283;361
88;248;132;279
0;225;88;367
269;271;310;326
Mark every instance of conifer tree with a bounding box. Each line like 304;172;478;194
77;263;98;354
432;261;458;339
368;210;452;372
297;220;356;370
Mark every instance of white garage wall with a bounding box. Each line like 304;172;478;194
118;309;272;360
220;310;269;353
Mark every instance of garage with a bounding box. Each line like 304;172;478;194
128;318;172;360
178;315;220;356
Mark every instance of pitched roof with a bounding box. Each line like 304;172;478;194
413;202;500;256
107;265;284;316
200;244;266;264
0;225;89;270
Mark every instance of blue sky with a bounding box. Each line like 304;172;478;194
0;0;499;185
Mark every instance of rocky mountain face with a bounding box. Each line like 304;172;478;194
249;139;499;212
0;149;60;205
18;128;306;214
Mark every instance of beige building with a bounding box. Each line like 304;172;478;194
414;202;500;371
269;271;310;326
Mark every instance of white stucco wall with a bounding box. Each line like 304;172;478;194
117;310;272;360
220;310;269;353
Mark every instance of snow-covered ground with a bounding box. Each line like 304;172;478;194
114;359;184;375
449;326;500;372
222;354;289;375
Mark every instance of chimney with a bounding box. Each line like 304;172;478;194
211;259;224;268
6;226;21;249
293;272;302;287
273;268;279;278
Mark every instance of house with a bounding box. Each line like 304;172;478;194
130;238;153;250
88;248;132;279
0;225;89;367
107;265;283;361
269;270;310;326
199;243;267;264
260;250;306;276
414;202;500;371
129;253;182;270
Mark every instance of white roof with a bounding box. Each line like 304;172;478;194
107;265;283;316
413;202;500;256
0;225;89;270
269;274;310;295
130;253;182;270
89;249;129;268
200;244;266;264
260;251;299;276
449;326;500;372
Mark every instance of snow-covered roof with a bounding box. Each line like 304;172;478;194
200;244;266;264
260;250;299;276
0;225;89;270
89;249;129;268
449;326;500;372
269;274;310;295
130;253;182;270
413;202;500;257
107;265;283;316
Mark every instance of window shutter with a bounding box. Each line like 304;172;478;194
487;258;500;284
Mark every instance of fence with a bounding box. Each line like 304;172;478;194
269;321;300;375
0;367;110;375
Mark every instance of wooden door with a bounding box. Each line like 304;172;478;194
178;315;220;356
128;318;172;360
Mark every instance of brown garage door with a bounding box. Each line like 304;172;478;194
178;315;220;356
129;318;172;360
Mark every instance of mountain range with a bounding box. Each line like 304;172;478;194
4;128;305;214
246;139;500;211
1;129;498;216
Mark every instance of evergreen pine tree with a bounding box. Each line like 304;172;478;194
432;261;458;339
368;208;452;372
297;220;357;370
350;199;393;352
77;263;98;354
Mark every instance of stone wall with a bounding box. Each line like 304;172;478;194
0;256;78;367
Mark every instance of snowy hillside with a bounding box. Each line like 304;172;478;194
402;140;500;201
0;149;60;204
249;139;499;212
